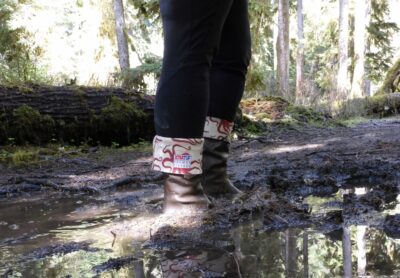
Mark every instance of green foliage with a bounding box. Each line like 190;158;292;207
129;0;160;39
366;0;399;83
119;54;162;91
245;0;276;95
304;19;338;95
0;0;50;85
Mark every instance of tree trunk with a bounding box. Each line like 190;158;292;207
351;0;367;99
0;85;153;120
277;0;290;100
338;0;349;100
113;0;130;71
342;226;353;278
302;231;309;277
285;229;297;277
296;0;305;103
0;85;154;145
364;0;372;97
356;226;367;276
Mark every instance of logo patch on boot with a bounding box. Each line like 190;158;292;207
174;154;192;169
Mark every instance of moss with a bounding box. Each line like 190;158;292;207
236;96;334;137
285;104;327;124
337;116;369;127
11;149;39;165
365;93;400;117
11;105;55;144
98;96;147;145
13;84;35;94
121;139;152;152
70;85;88;102
240;96;289;121
0;148;39;166
377;57;400;95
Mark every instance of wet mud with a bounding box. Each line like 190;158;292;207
1;117;400;277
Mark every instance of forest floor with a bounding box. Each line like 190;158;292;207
1;116;400;277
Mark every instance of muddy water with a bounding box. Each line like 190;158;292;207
1;189;400;277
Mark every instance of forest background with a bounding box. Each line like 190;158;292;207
1;0;400;115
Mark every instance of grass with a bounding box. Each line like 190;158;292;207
0;140;153;167
336;116;371;127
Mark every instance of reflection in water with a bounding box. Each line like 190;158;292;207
303;231;309;278
342;226;352;278
158;247;237;277
285;229;298;277
357;225;367;276
1;193;400;277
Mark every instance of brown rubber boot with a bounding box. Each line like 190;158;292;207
201;138;242;197
164;174;212;214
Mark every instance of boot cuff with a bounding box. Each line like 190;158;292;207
152;136;204;175
203;117;233;142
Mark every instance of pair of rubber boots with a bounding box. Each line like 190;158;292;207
163;138;241;214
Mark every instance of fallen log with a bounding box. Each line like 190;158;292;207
365;92;400;116
0;84;155;145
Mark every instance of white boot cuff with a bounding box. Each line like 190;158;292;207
203;116;234;141
152;136;204;175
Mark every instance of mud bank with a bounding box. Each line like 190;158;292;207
1;117;400;277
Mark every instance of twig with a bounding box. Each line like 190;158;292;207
110;231;117;247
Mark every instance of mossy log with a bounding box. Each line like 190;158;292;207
365;92;400;116
377;57;400;95
0;85;155;145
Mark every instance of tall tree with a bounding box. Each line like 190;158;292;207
113;0;130;72
366;0;399;85
364;0;372;96
338;0;349;100
296;0;305;102
277;0;290;100
351;0;367;99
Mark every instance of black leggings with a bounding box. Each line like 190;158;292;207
154;0;251;138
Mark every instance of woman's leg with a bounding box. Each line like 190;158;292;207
155;0;235;140
202;0;252;196
152;0;234;212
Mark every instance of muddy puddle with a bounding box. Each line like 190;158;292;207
1;185;400;278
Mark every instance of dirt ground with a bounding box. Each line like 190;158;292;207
1;117;400;276
1;117;400;227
